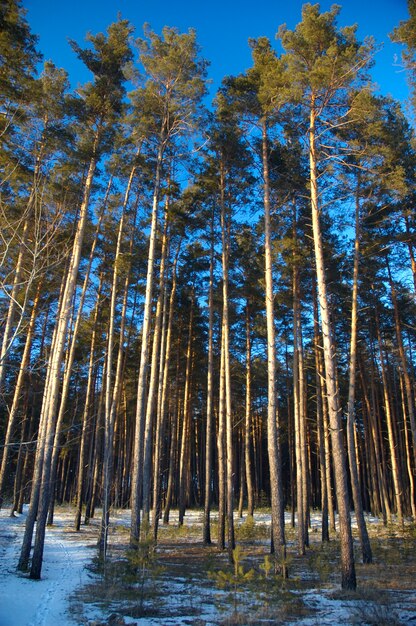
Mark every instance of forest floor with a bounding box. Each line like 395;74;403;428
1;506;416;625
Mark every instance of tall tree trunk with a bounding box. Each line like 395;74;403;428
262;118;286;573
47;184;109;526
142;201;170;523
400;373;416;519
0;281;41;505
387;259;416;463
309;101;355;590
152;241;181;541
293;260;305;555
375;305;404;527
74;275;103;530
346;184;372;562
130;136;165;546
163;334;182;525
99;174;136;558
203;209;215;544
17;234;74;572
244;303;254;518
217;326;226;550
219;158;235;560
312;276;329;541
178;291;194;525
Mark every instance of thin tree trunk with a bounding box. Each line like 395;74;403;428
99;176;136;558
400;373;416;519
130;135;165;546
74;275;103;531
178;291;194;525
152;242;180;541
203;209;215;544
293;261;305;555
152;238;181;534
346;184;372;562
217;326;226;550
142;201;170;523
47;183;109;526
27;146;98;579
0;281;41;504
387;259;416;463
244;303;254;518
312;275;329;541
375;305;404;527
219;158;235;560
262;118;286;574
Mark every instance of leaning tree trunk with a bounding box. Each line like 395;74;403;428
17;256;68;572
47;186;109;526
0;281;41;505
24;146;98;580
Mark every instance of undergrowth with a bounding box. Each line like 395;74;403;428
71;512;416;625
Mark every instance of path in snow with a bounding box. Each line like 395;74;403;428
0;506;97;626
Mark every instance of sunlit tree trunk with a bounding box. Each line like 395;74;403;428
152;242;181;541
346;186;372;562
131;137;165;546
142;201;169;523
262;118;286;573
74;275;103;531
312;277;329;541
25;146;98;579
203;210;215;544
178;291;194;526
375;305;404;527
309;101;355;589
293;260;305;555
244;303;254;518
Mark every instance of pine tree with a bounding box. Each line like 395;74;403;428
277;3;374;589
18;19;133;579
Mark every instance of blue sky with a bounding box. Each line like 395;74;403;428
24;0;410;108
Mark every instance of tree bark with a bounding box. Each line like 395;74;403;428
262;118;286;573
346;185;372;562
309;101;356;589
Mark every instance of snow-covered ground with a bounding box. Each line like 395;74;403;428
0;506;97;626
1;506;415;625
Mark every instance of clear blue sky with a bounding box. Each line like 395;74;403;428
23;0;410;108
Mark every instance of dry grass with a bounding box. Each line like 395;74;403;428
71;512;416;625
